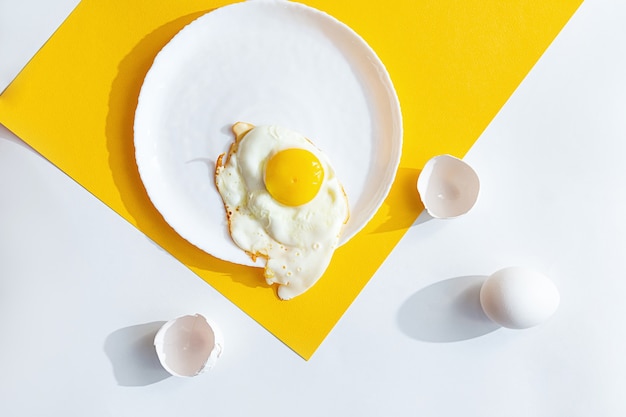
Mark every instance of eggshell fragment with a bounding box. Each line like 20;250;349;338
480;267;560;329
417;154;480;218
154;314;223;377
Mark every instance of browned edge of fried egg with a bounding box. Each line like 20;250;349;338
214;122;269;264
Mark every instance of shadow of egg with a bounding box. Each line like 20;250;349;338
397;275;500;343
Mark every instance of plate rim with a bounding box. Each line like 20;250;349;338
133;0;403;266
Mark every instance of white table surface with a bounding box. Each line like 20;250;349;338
2;1;626;415
0;0;80;92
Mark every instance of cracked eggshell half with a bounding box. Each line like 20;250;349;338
480;267;560;329
417;154;480;218
154;313;224;377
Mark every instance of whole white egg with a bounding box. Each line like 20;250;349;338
479;267;560;329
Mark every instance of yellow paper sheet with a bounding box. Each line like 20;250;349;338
0;0;582;359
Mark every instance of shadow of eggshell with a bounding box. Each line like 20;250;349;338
104;321;171;386
154;314;224;377
417;154;480;219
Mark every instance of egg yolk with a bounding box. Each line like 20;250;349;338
264;148;324;206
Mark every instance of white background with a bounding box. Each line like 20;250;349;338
0;0;79;92
1;0;625;415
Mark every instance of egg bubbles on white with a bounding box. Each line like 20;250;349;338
479;267;560;329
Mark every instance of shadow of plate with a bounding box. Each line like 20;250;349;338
104;10;268;289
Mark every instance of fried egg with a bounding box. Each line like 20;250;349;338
215;122;349;300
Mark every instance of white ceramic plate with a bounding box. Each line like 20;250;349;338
134;0;402;267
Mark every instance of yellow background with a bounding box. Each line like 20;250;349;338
0;0;582;359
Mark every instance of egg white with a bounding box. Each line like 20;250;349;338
215;124;349;300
